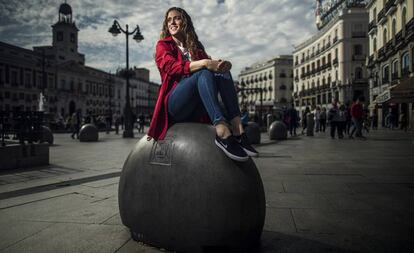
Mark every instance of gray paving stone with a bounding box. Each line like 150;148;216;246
264;208;297;233
1;223;129;253
0;221;53;250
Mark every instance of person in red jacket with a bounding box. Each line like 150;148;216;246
349;97;365;139
148;7;257;162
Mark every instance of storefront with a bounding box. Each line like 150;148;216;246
374;77;414;129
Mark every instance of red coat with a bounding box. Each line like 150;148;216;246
148;36;210;140
351;103;363;119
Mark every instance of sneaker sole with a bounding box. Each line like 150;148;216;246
243;148;259;157
215;139;249;162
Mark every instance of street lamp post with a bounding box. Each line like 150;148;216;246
108;20;144;138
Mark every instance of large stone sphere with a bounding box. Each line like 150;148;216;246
119;123;266;253
245;121;261;144
79;124;98;142
268;121;287;140
40;126;54;144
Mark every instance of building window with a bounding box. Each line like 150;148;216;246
354;44;363;55
392;60;399;79
280;84;286;90
355;67;363;80
70;33;75;43
391;19;396;38
402;8;407;26
373;8;377;22
0;68;3;85
11;70;17;86
382;65;389;83
57;31;63;41
383;28;388;44
25;73;31;88
402;52;410;69
373;37;377;52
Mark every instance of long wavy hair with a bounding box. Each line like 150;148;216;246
160;7;204;60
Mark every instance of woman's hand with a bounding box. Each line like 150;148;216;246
204;59;221;72
204;59;232;73
217;60;232;73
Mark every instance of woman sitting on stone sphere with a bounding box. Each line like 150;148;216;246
148;7;258;162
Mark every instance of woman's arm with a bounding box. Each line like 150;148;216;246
189;59;232;73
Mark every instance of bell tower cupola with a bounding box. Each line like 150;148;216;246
51;1;85;64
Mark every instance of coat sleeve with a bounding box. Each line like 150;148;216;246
155;41;191;78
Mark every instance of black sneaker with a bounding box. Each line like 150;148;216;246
237;133;259;157
215;135;249;162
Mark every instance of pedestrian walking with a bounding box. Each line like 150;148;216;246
301;106;310;135
286;105;298;136
70;109;81;139
328;99;340;139
138;113;145;133
349;97;365;139
337;104;347;138
314;106;321;133
320;107;327;132
399;111;408;132
147;7;258;162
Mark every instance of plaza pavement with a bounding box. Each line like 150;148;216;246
0;127;414;252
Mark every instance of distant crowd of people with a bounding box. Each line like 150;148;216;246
244;96;409;140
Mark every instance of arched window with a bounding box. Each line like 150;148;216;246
402;52;410;69
383;28;388;45
355;67;363;80
391;18;397;38
402;7;407;26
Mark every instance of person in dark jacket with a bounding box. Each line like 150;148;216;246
148;7;257;162
286;105;298;136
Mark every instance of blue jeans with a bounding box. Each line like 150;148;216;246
168;69;240;125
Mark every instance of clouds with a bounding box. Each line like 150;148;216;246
0;0;318;83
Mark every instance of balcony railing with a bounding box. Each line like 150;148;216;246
367;55;375;67
352;54;366;61
368;20;377;32
378;47;386;60
377;9;386;24
352;31;366;38
385;0;397;16
382;77;389;84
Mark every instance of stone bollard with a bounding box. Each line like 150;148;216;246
245;121;261;144
79;124;99;142
118;123;266;253
306;113;315;136
268;121;288;140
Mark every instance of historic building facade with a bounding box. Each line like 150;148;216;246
0;2;158;123
293;0;369;115
238;55;293;115
367;0;414;128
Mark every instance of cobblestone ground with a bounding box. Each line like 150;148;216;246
0;127;413;252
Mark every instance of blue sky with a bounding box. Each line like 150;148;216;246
0;0;318;83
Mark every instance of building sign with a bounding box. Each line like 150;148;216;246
376;89;391;103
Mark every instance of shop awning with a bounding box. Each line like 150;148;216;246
375;77;414;104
